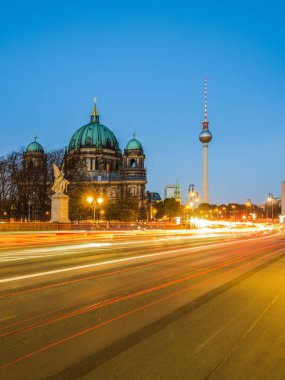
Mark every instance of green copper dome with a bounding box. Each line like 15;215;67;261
126;136;143;151
68;102;120;151
68;122;119;151
26;138;44;153
68;117;120;152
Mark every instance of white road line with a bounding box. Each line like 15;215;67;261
0;231;280;284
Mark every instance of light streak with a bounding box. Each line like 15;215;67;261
0;244;283;371
0;244;266;337
0;228;279;284
1;240;284;337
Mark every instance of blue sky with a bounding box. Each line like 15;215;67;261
0;0;284;204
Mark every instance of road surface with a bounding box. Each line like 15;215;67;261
0;227;285;379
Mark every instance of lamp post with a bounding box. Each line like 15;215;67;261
188;185;199;222
189;201;194;211
28;201;32;222
194;192;199;217
87;196;104;228
230;204;236;220
267;193;274;223
245;199;252;219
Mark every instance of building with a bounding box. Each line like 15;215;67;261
199;77;212;204
23;136;48;220
281;182;285;220
164;183;181;203
148;192;162;203
25;100;147;219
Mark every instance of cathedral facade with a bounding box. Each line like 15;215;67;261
24;102;147;219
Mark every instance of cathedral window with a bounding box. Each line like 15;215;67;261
86;158;91;171
106;138;111;148
130;159;136;168
85;137;92;146
129;187;136;196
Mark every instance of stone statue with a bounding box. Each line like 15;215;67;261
51;164;70;194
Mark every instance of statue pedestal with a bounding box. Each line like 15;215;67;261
50;193;70;223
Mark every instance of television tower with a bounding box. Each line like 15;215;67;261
199;77;212;204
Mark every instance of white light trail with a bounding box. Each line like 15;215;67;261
0;229;279;284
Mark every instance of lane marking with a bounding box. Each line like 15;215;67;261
0;231;280;284
206;289;284;379
241;291;283;339
0;316;15;323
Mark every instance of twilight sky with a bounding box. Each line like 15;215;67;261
0;0;284;204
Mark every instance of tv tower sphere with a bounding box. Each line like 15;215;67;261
199;77;213;204
199;129;212;144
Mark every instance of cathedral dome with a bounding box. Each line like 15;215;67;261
68;102;120;152
68;122;119;151
26;137;44;153
126;135;143;151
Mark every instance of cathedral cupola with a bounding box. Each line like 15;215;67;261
26;135;44;153
24;135;46;170
123;133;145;171
125;135;143;151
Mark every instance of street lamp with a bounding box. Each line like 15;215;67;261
230;204;236;219
87;196;104;228
193;192;199;216
28;200;32;222
245;199;251;219
188;185;199;217
267;193;274;223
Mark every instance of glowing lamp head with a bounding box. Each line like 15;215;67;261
87;196;94;205
97;197;103;205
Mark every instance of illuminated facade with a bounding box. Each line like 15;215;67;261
25;101;147;218
64;101;147;211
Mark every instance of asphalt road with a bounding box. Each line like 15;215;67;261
0;227;285;379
